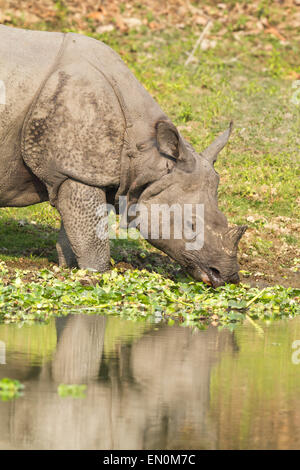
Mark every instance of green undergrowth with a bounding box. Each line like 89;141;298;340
0;264;298;328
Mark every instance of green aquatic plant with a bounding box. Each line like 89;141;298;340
57;384;87;398
0;267;298;327
0;378;24;401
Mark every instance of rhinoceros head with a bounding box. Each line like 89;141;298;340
136;120;247;288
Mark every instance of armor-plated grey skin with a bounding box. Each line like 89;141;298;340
0;25;247;287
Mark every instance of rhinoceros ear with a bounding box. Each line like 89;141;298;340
155;121;180;160
201;121;233;165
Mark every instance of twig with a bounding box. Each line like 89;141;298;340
246;288;267;308
185;20;213;66
245;288;267;336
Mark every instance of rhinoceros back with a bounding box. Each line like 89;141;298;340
66;32;166;136
0;25;64;142
21;31;166;202
0;26;65;206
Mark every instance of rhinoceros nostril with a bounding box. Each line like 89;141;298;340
209;267;221;278
207;267;224;288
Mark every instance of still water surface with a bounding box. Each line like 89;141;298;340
0;314;299;450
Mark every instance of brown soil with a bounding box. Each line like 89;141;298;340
239;258;300;289
1;249;298;288
1;0;299;43
0;248;300;288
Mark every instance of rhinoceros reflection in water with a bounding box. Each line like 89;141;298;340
0;315;235;450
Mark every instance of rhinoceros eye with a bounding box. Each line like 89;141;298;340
136;142;147;151
136;140;155;152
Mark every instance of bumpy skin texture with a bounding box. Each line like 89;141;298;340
22;60;125;203
56;221;77;268
56;180;109;271
0;25;246;286
0;25;63;207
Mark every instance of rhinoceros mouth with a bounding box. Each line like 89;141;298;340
186;266;217;287
187;265;239;288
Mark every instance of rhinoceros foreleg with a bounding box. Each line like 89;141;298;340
56;221;77;268
56;179;110;272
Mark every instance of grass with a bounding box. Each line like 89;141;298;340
0;9;299;326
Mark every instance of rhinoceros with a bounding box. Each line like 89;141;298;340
0;25;247;288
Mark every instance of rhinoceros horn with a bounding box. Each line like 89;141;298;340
224;225;248;251
201;121;233;164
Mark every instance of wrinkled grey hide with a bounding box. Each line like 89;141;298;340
0;25;246;287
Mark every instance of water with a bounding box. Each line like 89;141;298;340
0;314;299;450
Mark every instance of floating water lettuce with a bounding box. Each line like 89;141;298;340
0;266;298;327
57;384;87;399
0;378;24;401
